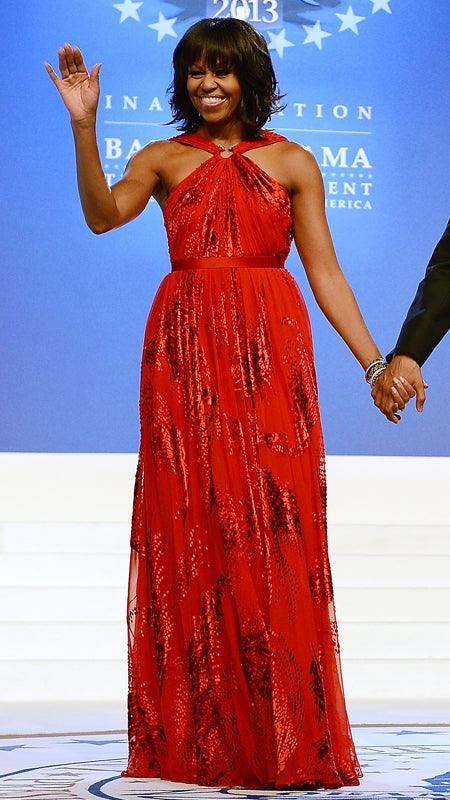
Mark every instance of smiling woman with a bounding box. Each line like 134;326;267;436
43;12;395;793
115;17;377;791
166;16;286;137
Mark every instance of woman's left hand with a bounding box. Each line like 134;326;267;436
371;356;428;423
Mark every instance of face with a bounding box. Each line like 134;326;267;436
187;57;242;123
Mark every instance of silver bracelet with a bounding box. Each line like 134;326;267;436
369;365;387;388
365;358;387;385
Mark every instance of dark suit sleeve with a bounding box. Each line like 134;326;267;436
386;220;450;366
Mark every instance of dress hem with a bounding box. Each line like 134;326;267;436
120;767;362;789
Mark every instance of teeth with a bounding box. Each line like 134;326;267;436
201;97;226;105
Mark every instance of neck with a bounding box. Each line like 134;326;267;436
196;119;245;144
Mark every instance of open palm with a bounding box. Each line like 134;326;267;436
44;43;101;122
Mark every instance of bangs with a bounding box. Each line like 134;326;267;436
179;24;239;74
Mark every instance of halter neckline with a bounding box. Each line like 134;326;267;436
169;128;288;155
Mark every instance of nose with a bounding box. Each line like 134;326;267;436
200;71;218;90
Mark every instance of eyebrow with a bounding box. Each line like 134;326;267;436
189;63;230;71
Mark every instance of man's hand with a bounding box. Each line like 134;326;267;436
371;355;428;423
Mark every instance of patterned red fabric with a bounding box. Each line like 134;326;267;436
121;129;363;789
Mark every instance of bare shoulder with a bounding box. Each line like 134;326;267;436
258;138;321;196
280;141;322;193
123;138;175;180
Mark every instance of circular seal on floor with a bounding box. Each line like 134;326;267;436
1;730;449;798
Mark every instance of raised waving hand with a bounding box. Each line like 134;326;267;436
44;43;101;123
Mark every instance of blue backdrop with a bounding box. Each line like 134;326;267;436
2;0;449;454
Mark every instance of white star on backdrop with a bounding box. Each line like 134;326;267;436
302;21;332;50
148;11;178;42
112;0;143;23
369;0;392;13
267;29;295;58
336;6;365;34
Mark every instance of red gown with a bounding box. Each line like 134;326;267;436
121;129;363;789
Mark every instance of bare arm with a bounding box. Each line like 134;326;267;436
290;145;381;372
70;117;119;233
71;125;162;234
45;42;161;233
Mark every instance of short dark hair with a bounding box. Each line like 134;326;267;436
166;17;286;138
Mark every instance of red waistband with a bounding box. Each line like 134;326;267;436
171;255;286;271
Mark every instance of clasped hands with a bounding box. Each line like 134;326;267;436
371;355;428;424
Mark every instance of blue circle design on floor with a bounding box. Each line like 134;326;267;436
0;729;449;798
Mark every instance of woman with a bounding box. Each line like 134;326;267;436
44;16;399;791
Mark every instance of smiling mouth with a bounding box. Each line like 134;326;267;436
198;96;227;107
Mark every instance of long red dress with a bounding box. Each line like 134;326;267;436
121;129;363;789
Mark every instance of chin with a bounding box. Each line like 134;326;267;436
199;107;238;122
199;113;224;122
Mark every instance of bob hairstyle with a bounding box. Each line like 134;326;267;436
166;17;286;138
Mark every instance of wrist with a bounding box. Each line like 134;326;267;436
70;114;97;129
391;353;419;367
361;352;382;372
364;357;387;388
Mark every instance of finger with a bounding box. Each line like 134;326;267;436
391;386;406;409
385;410;400;424
373;393;387;412
63;42;77;74
373;389;397;414
90;63;102;82
72;45;88;74
415;385;427;413
58;46;70;79
393;377;411;401
398;376;416;398
43;61;62;88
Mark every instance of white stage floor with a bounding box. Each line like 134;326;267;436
0;724;449;799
